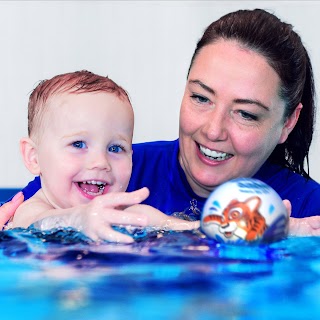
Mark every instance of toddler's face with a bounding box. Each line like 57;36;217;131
35;91;134;209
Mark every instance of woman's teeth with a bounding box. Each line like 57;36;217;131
199;145;232;161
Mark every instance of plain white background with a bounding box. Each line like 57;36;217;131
0;1;319;188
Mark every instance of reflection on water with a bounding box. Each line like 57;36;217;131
0;227;319;319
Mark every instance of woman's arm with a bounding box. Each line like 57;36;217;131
0;191;24;230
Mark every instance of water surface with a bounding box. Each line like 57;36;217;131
0;228;319;319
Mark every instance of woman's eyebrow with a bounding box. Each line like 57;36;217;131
234;98;270;111
189;79;270;111
189;79;215;95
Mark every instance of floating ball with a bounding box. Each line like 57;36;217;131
201;178;288;244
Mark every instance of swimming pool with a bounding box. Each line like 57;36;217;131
1;227;319;319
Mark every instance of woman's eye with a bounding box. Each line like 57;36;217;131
190;94;210;104
108;145;124;153
72;141;86;149
238;110;258;121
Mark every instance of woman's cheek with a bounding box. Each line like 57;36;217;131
180;105;198;134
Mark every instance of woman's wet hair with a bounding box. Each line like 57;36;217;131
188;9;315;178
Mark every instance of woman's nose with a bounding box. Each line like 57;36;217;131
202;109;228;141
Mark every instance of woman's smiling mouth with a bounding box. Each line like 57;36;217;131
199;144;233;161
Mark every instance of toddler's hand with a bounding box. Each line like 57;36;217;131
35;188;150;243
127;204;200;231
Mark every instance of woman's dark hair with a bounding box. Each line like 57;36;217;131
188;9;315;178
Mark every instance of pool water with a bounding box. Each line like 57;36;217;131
1;227;319;319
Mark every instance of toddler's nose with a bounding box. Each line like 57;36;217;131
87;151;111;171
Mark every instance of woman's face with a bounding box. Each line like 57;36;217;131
179;40;300;198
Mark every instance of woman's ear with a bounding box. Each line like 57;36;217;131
20;137;40;175
278;103;303;144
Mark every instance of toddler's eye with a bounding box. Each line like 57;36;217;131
72;141;86;149
108;144;124;153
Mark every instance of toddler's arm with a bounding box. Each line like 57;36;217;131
10;188;151;243
126;204;200;231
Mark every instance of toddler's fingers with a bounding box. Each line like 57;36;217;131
103;208;148;226
96;225;134;244
98;187;150;208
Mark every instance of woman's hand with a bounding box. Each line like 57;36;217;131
289;216;320;236
0;192;24;230
283;199;320;236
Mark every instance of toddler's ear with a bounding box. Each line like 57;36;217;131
20;137;40;175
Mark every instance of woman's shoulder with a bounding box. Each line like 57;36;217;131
132;139;179;165
21;176;41;201
132;139;178;153
256;161;320;189
255;162;320;217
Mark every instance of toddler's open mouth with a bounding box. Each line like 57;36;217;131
77;180;107;196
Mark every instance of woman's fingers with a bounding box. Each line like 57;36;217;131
284;198;320;236
282;199;292;218
0;191;24;229
289;216;320;236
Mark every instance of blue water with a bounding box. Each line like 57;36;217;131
0;227;319;319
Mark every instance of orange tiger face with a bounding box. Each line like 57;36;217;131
203;196;268;241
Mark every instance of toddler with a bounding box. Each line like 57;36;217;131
11;70;199;242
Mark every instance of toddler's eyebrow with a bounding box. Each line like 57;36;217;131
62;131;88;139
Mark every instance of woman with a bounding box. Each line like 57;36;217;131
0;192;23;229
2;9;320;238
127;9;320;220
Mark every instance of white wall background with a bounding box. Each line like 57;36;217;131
0;0;319;188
